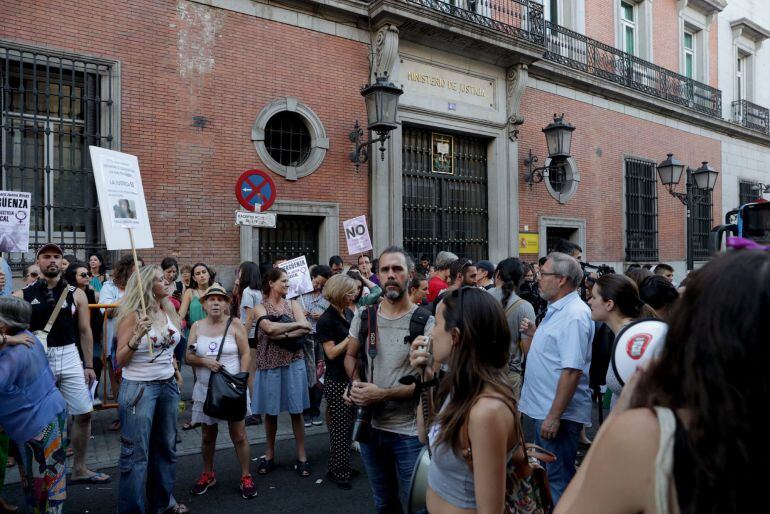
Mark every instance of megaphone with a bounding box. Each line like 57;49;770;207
610;318;668;389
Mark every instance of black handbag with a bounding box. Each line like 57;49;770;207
257;314;306;352
203;317;249;422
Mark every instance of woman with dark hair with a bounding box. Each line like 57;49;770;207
252;267;313;477
490;257;536;397
588;273;657;409
179;263;215;326
235;261;263;427
557;250;770;514
624;266;653;288
638;275;680;320
346;267;382;307
65;262;105;397
88;252;108;292
0;297;67;514
409;287;521;512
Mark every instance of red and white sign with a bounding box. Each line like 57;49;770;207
235;169;277;212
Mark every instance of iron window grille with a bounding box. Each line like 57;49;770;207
625;158;658;262
739;179;760;205
1;43;115;272
688;169;712;261
402;126;489;262
264;111;311;167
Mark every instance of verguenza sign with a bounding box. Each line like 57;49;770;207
398;58;495;110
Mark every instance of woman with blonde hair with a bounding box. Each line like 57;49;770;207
316;274;359;489
114;265;188;514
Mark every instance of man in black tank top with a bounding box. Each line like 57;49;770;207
14;243;111;484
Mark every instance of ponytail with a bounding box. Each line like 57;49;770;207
494;258;524;308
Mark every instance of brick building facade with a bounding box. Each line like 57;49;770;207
2;0;769;285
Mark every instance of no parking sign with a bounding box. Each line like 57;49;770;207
235;169;277;212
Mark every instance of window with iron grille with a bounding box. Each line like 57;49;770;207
264;111;311;167
259;215;320;266
402;126;489;262
689;170;713;261
739;179;759;205
625;158;658;262
1;43;116;271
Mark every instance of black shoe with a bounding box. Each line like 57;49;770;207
245;415;263;427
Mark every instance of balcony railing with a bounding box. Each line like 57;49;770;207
404;0;545;45
543;21;722;118
732;99;770;134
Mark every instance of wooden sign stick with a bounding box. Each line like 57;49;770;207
128;228;152;357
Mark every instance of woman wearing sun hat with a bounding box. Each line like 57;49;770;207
185;283;255;499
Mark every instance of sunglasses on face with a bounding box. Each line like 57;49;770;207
26;272;39;278
78;272;91;278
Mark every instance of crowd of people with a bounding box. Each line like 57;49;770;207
0;238;765;514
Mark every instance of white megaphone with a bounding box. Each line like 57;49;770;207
609;318;668;391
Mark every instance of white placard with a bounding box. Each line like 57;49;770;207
278;255;313;300
0;191;31;252
89;147;154;250
235;211;277;228
343;215;373;256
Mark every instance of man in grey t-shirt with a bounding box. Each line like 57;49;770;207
345;247;434;514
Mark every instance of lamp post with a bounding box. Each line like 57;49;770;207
349;74;404;172
523;114;576;189
656;154;718;270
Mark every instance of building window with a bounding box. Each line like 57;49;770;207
688;170;712;261
264;112;311;167
739;179;760;205
683;30;696;79
544;156;580;204
1;43;116;271
252;97;328;181
736;52;750;101
625;158;658;262
620;1;637;55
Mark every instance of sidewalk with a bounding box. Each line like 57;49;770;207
4;366;328;485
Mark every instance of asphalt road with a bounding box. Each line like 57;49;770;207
2;432;377;514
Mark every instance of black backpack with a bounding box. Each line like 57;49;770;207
588;321;615;423
356;305;431;380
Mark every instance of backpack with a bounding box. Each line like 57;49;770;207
588;321;615;423
356;305;431;380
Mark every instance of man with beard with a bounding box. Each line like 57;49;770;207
344;246;434;514
15;243;110;484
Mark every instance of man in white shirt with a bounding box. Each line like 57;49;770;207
519;252;594;506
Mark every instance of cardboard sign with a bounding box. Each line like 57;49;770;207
278;255;313;299
343;215;373;255
89;147;154;250
0;191;31;253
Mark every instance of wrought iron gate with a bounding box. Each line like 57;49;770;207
402;126;489;261
1;43;115;271
259;215;320;265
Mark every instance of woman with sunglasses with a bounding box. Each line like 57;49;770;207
409;287;522;513
22;264;41;286
65;262;105;394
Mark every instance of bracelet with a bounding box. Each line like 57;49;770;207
84;366;93;370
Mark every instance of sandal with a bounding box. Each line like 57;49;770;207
294;460;311;478
182;421;200;431
108;419;121;431
256;456;275;475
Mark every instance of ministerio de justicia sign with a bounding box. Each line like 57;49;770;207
397;58;495;111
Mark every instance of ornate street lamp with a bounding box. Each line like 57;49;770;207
656;154;719;270
349;74;404;172
523;114;576;189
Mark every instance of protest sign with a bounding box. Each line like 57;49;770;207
0;191;31;253
278;256;313;299
343;215;373;256
89;146;154;250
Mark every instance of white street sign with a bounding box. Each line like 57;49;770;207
235;211;277;228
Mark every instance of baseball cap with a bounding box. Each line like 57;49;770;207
476;260;495;276
36;243;63;259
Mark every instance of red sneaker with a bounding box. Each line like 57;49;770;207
191;471;216;495
240;474;258;499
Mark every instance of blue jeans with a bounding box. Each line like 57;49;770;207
359;428;424;514
118;378;180;514
533;418;582;506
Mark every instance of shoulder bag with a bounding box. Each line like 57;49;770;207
461;394;556;514
257;313;306;352
34;286;70;352
203;317;249;422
